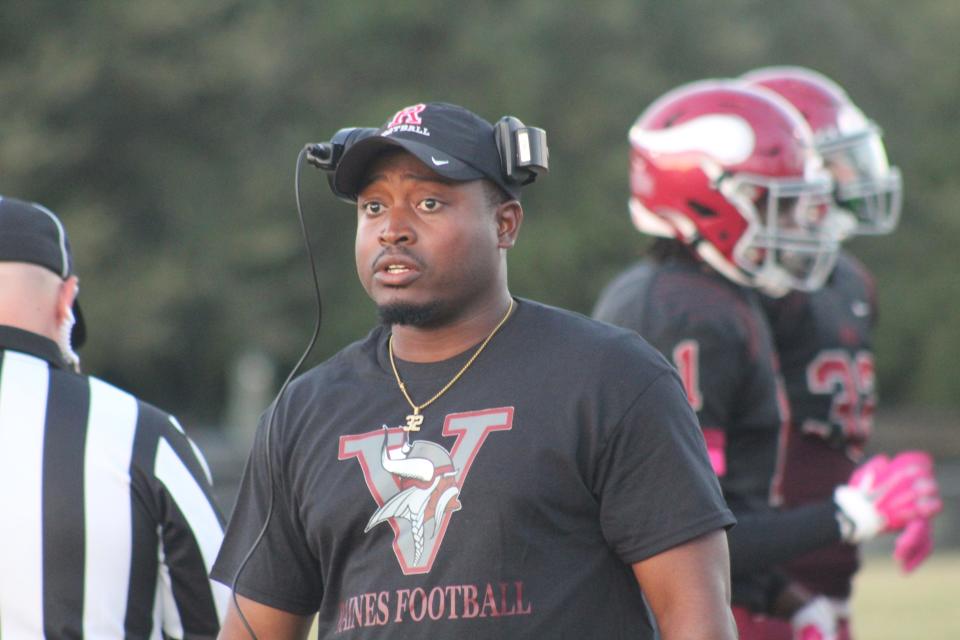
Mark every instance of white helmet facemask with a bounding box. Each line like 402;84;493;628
719;169;843;296
818;125;902;236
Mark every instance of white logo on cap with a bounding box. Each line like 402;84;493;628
431;156;450;166
383;124;430;137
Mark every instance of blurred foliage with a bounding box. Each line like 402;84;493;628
2;0;958;423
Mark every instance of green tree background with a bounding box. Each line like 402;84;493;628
2;0;958;428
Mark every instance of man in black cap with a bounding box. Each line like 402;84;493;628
212;103;737;639
0;196;85;369
0;195;228;638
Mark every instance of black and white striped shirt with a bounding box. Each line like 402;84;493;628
0;326;228;638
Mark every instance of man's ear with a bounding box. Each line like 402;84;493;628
56;275;79;325
495;200;523;249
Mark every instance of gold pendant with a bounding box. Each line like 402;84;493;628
403;413;424;432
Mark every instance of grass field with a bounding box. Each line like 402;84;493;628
851;551;960;639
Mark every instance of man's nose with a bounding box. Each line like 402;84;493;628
378;207;415;246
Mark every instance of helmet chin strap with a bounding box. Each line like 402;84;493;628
629;198;675;238
696;242;755;289
753;268;792;298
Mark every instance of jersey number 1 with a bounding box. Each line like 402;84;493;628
672;340;703;411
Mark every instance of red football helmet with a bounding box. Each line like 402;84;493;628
742;66;902;235
629;80;841;295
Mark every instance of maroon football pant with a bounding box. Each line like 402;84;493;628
732;606;852;640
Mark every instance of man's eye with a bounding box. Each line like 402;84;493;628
419;198;441;212
362;201;383;215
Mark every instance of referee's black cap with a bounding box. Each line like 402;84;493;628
0;195;86;348
333;102;520;202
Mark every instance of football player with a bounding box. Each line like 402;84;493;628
593;79;941;640
741;65;939;639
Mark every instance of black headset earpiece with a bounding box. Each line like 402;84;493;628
494;116;549;187
305;127;375;171
306;127;379;201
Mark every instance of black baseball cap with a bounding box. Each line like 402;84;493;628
0;196;86;348
333;102;519;201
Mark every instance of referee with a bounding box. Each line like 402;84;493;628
0;196;228;638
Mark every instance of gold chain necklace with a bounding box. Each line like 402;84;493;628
388;299;514;432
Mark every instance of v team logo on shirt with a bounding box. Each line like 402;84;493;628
339;407;513;575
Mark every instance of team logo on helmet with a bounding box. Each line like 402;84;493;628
629;113;757;166
339;407;513;575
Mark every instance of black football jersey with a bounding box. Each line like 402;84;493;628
762;250;877;598
595;255;787;516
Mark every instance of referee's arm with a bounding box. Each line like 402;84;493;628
147;413;231;635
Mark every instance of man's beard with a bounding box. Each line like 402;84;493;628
57;308;81;372
377;301;447;328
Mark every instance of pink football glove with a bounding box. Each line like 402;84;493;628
893;518;934;573
834;451;942;543
791;596;838;640
867;451;942;527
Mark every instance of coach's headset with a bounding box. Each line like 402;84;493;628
230;116;548;638
305;115;549;200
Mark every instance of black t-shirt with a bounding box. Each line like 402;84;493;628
213;299;733;638
593;256;787;611
763;251;877;598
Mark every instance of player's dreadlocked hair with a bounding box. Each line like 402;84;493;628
647;237;700;265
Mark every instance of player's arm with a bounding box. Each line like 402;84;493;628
632;530;736;640
219;595;313;640
727;502;839;575
729;451;941;575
